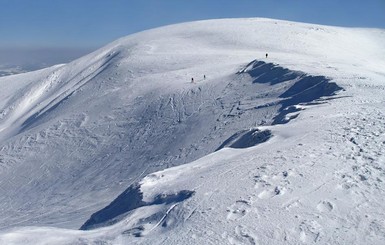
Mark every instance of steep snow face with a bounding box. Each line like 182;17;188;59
0;18;384;244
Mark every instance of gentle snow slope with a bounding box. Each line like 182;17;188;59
0;18;384;244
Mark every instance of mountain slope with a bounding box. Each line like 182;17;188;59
0;18;384;244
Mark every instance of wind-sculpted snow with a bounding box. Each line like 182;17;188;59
80;183;194;231
0;18;384;244
238;60;343;124
75;60;342;233
216;128;272;151
0;55;343;230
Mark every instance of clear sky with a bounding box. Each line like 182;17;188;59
1;0;384;50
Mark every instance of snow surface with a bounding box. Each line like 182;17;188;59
0;18;384;244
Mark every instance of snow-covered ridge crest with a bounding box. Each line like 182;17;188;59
0;50;119;139
0;18;384;244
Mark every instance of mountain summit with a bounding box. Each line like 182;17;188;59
0;18;384;244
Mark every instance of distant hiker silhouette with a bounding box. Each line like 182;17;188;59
191;77;194;83
266;53;268;58
204;75;206;80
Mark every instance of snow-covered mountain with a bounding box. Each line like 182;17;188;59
0;18;384;244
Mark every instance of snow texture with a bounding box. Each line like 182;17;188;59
0;18;384;244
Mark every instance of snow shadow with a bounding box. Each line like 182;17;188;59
240;60;299;85
239;60;343;125
80;184;194;230
216;129;272;151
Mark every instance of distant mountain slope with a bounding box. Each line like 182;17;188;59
0;47;95;76
0;18;384;244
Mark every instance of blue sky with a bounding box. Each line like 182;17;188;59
1;0;384;49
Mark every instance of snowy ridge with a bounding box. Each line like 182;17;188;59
0;49;119;140
0;18;384;244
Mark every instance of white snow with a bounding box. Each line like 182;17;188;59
0;18;384;244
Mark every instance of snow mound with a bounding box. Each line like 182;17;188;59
80;182;194;232
216;128;272;150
